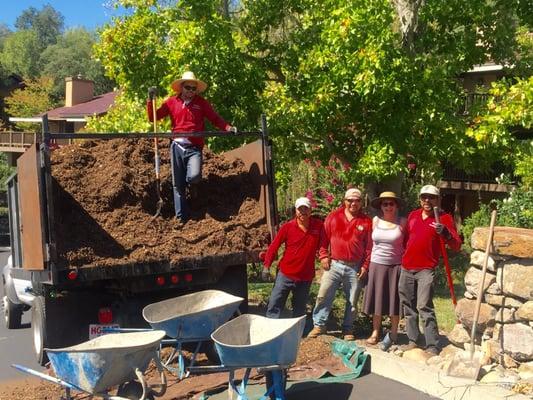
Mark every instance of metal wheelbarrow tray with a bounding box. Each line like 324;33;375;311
142;290;243;340
46;330;166;395
211;314;306;367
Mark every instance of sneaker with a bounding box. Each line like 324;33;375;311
307;325;326;338
379;332;396;352
425;346;440;356
401;341;418;351
342;331;355;341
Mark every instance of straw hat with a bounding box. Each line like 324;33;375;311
370;191;405;209
170;71;208;95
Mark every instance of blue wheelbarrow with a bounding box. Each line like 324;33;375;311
13;330;167;400
189;314;306;400
136;290;243;378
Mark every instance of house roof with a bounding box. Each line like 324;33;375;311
42;91;118;120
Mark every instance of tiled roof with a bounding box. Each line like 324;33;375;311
42;91;118;120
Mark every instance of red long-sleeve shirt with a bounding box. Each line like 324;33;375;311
264;217;325;282
318;207;372;270
402;208;462;270
147;95;230;148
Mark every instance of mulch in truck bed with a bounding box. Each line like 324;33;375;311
50;138;270;268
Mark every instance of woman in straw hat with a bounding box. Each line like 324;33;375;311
363;191;406;350
147;71;236;222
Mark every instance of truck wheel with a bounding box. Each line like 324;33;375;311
32;296;49;366
3;295;23;329
215;264;248;313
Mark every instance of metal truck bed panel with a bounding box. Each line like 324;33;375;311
11;134;274;285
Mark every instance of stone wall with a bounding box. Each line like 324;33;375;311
451;226;533;381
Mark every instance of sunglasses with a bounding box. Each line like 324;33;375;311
420;194;438;201
183;85;197;91
381;201;396;207
345;198;361;203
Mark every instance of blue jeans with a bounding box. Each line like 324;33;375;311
266;272;312;318
312;260;364;332
170;141;202;220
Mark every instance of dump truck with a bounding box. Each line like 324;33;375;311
2;115;277;365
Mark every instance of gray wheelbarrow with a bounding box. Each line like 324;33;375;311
13;330;167;400
142;290;243;378
207;314;306;400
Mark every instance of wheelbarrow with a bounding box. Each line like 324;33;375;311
107;290;242;378
188;314;306;400
13;330;167;400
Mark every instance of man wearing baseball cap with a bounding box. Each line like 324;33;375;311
308;187;372;341
399;184;462;355
262;197;325;318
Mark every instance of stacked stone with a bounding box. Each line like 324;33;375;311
451;226;533;382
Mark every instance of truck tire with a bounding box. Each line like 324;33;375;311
215;264;248;314
3;294;23;329
32;296;49;366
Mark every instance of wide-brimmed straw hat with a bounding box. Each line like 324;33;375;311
370;191;405;209
171;71;208;95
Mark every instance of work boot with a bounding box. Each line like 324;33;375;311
342;331;355;341
307;325;326;338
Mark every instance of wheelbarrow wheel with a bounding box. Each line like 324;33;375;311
32;296;49;366
117;381;154;400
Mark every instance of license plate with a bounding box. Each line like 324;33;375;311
89;324;120;339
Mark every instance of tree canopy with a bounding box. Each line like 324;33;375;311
91;0;532;183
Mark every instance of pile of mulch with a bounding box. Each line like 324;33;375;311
50;139;271;268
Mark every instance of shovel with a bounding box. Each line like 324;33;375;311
433;207;457;311
151;97;163;218
447;209;497;380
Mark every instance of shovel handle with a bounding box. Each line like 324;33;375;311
151;100;161;181
433;207;457;308
470;209;497;356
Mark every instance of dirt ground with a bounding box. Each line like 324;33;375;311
0;336;345;400
50;139;270;267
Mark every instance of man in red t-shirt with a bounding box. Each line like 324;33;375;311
262;197;325;318
147;71;235;222
308;188;372;341
399;184;461;355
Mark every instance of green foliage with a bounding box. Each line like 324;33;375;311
4;76;57;132
15;4;64;49
92;0;529;183
0;153;15;190
466;76;533;173
461;186;533;250
84;92;151;133
40;28;115;99
0;30;42;78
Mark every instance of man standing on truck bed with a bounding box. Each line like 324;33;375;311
147;71;236;222
308;188;372;341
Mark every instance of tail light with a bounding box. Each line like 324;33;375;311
184;273;193;282
156;276;166;286
98;307;113;324
171;274;179;284
67;270;78;280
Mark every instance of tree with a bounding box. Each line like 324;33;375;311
4;76;57;132
94;0;528;184
15;4;64;49
0;30;41;78
40;28;115;99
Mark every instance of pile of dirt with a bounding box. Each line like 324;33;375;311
50;139;271;267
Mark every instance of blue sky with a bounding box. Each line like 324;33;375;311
1;0;127;31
